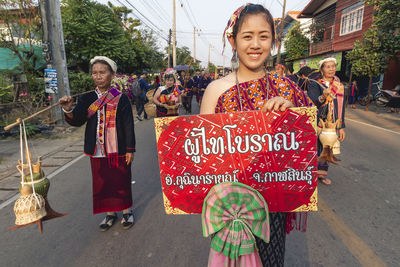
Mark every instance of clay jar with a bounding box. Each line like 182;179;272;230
19;171;50;198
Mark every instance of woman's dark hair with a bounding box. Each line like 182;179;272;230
164;73;176;81
298;66;312;77
90;60;113;73
287;64;294;74
231;4;275;45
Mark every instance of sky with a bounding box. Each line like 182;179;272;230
97;0;311;68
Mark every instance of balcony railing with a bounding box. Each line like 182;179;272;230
309;39;333;56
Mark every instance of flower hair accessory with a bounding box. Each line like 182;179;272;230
164;68;177;79
222;3;252;55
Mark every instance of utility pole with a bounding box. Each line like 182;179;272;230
193;26;196;61
222;56;225;76
172;0;177;67
276;0;286;64
208;44;212;70
168;29;172;68
39;0;70;124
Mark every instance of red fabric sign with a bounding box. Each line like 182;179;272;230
154;107;318;214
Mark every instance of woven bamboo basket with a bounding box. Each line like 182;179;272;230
144;103;157;118
14;186;46;225
146;89;155;102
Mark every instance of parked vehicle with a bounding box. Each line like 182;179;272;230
358;82;385;106
358;82;400;108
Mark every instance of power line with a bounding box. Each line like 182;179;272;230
119;0;168;41
289;0;310;11
183;0;201;29
148;0;172;23
178;0;196;29
137;0;170;26
176;30;220;35
175;0;219;61
123;0;166;35
269;0;274;10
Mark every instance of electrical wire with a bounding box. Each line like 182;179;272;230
115;0;164;37
148;0;172;23
183;0;201;29
119;0;169;41
137;0;170;26
124;0;164;32
178;0;196;30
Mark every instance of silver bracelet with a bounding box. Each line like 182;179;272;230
62;107;73;114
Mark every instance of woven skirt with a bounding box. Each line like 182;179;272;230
90;157;132;214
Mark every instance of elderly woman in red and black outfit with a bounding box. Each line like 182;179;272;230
59;56;135;231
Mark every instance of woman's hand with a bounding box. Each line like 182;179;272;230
338;128;346;141
126;153;134;165
322;89;331;99
59;96;73;111
261;97;293;112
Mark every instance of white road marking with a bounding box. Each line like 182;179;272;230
0;154;85;210
347;118;400;135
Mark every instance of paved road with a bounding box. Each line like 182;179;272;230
0;102;399;266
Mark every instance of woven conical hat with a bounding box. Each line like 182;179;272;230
14;192;46;225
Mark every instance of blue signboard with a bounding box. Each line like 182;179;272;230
44;68;57;93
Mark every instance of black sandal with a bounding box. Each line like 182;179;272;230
121;213;135;230
99;213;117;232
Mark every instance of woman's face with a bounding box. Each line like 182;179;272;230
321;61;336;79
166;77;175;88
92;63;113;90
229;13;273;72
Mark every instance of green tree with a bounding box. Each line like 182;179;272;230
0;0;43;74
208;62;216;73
62;0;165;74
347;0;400;111
176;46;191;65
130;29;165;73
284;22;309;60
62;0;131;72
108;2;165;73
164;46;201;72
347;26;386;111
366;0;400;58
308;20;325;44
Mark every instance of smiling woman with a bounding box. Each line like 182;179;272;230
200;3;314;266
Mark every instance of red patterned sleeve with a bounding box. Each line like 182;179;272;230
270;73;314;108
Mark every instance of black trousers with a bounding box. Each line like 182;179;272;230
256;212;287;267
136;96;147;118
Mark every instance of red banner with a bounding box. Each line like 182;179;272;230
154;107;318;214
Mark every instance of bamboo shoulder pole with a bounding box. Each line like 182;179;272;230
4;90;93;131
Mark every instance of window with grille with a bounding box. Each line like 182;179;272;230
340;3;364;36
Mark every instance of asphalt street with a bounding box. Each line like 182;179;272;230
0;103;399;267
